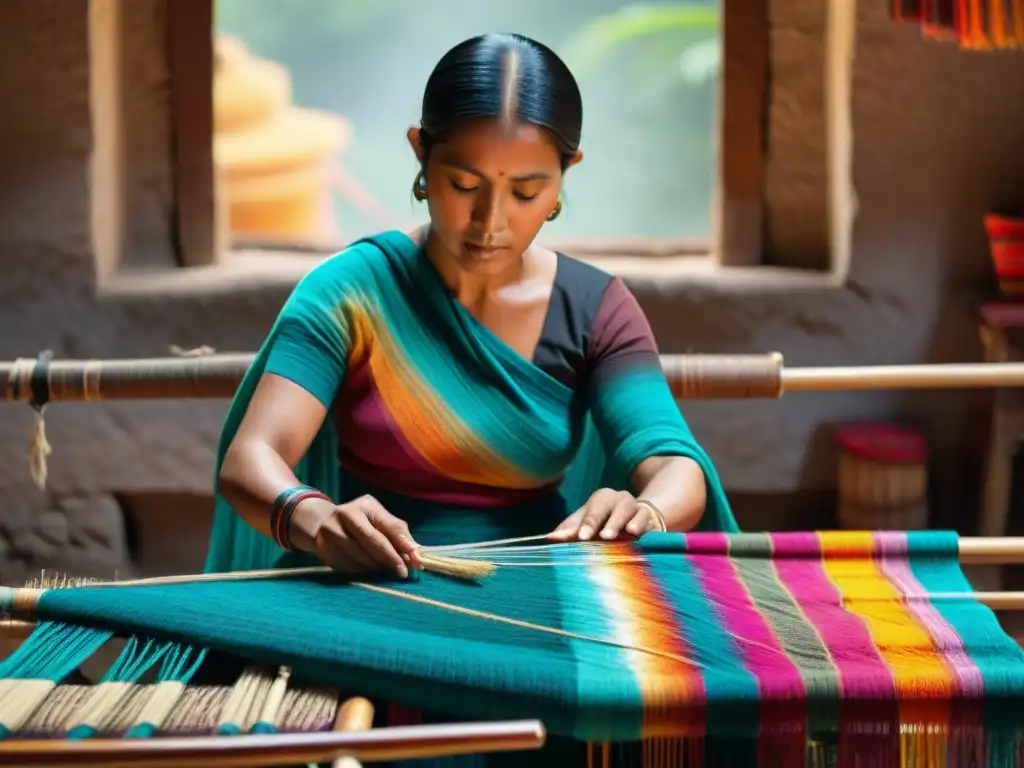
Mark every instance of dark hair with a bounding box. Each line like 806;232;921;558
418;33;583;171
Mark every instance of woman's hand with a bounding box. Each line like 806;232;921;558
288;494;422;578
547;489;664;543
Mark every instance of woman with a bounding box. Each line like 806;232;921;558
210;32;736;764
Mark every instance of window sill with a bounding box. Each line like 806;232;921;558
99;246;843;301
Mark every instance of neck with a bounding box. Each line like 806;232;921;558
422;227;525;308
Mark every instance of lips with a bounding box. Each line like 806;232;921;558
463;242;509;255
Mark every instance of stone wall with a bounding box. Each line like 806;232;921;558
0;0;1021;583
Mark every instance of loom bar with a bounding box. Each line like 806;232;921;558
5;352;1024;403
946;591;1024;610
781;362;1024;392
0;719;547;767
959;536;1024;563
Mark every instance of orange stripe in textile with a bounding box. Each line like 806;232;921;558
599;542;705;740
817;532;954;732
348;305;537;489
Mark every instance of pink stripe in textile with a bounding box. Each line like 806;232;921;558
770;532;897;699
871;531;983;697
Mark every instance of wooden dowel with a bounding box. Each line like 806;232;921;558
781;362;1024;392
0;719;546;768
959;537;1024;563
333;696;375;768
933;592;1024;611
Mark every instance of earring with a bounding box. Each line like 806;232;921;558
546;199;563;222
412;171;427;202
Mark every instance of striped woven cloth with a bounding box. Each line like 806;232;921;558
2;530;1024;766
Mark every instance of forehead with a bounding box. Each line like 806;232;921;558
434;118;560;174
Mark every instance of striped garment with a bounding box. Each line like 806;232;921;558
204;228;736;573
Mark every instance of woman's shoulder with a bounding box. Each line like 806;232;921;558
550;249;642;320
294;229;419;294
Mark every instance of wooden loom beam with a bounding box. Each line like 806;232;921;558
5;352;1024;404
0;719;547;767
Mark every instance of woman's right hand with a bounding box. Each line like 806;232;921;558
288;494;422;579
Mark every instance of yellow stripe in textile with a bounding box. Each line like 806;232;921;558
818;532;954;731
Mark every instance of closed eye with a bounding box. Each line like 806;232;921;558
450;179;478;193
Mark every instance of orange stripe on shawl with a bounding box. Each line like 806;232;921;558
346;302;540;489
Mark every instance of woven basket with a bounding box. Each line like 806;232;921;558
835;423;929;530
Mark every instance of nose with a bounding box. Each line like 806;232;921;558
473;189;508;239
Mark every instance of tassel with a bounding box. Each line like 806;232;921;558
27;406;50;490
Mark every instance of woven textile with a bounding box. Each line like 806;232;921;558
3;530;1024;766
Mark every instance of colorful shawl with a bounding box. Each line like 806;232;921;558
203;230;736;573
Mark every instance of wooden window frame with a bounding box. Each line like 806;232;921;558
166;0;768;267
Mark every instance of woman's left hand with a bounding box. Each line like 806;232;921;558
547;489;664;542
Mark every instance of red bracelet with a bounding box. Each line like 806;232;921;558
271;487;331;550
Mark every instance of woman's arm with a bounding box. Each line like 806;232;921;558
630;455;707;533
217;257;350;544
219;373;332;548
551;277;720;541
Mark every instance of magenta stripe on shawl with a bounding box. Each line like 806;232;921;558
770;533;897;699
871;531;983;697
688;533;806;699
335;362;434;473
334;363;555;506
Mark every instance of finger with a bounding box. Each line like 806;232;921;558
547;509;585;542
344;512;410;578
600;497;640;539
356;496;422;568
578;491;621;540
624;509;646;538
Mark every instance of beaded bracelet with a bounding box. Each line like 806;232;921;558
636;499;668;533
270;485;331;551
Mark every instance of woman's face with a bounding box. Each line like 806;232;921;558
408;118;581;276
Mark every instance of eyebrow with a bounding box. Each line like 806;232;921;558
441;161;552;183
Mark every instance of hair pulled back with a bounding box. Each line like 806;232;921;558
418;33;583;171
